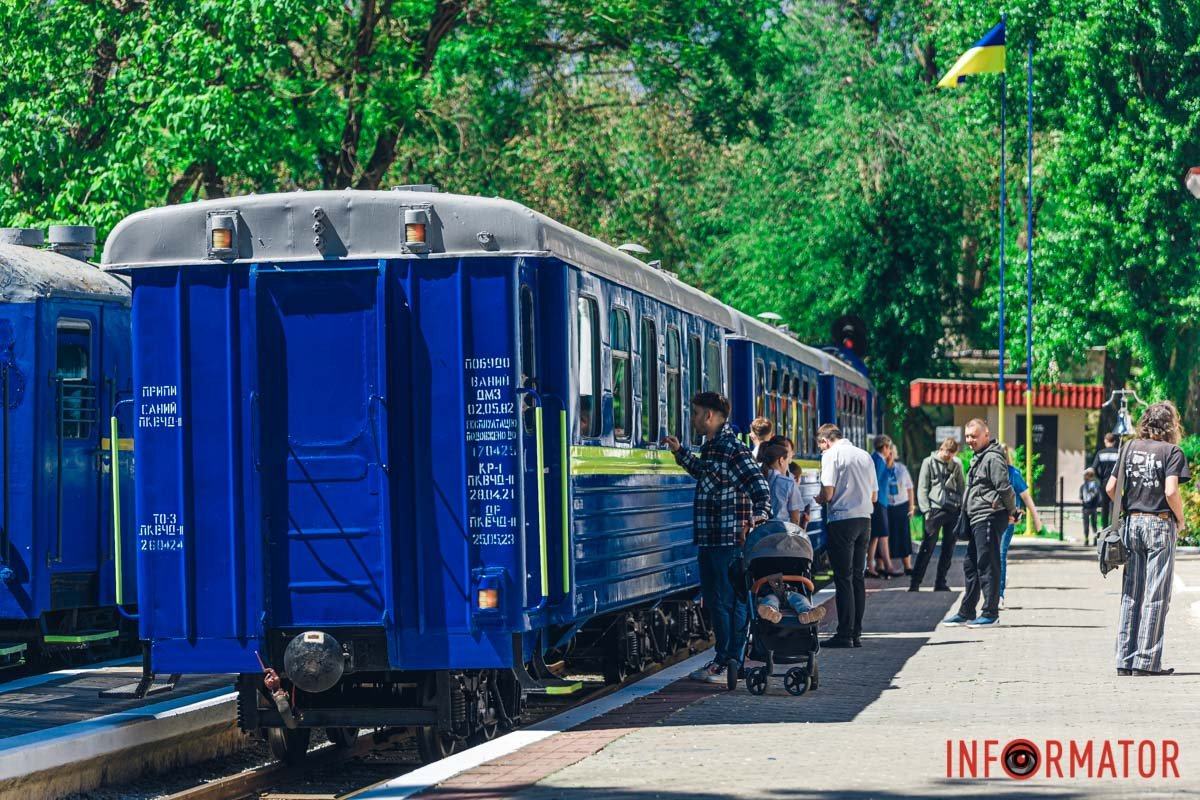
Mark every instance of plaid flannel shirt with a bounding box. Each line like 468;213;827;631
674;423;772;547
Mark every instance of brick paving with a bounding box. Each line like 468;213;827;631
416;539;1200;798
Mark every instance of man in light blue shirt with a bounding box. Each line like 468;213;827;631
815;423;878;648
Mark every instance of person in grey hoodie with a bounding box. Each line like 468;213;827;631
942;419;1015;627
910;438;965;592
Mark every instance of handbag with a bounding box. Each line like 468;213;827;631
936;459;963;511
1097;442;1130;576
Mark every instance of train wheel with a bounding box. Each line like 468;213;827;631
416;726;459;763
267;727;312;764
601;654;627;685
469;720;500;745
326;727;359;748
783;667;810;697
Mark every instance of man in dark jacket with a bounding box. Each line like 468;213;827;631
665;392;771;684
1092;433;1120;528
942;419;1015;628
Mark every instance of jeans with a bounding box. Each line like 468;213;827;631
698;544;748;666
911;508;957;588
1082;507;1099;544
826;517;871;640
999;522;1016;597
958;511;1007;620
758;591;814;615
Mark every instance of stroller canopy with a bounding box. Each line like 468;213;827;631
745;520;814;563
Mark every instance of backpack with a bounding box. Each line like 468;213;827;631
1097;443;1129;577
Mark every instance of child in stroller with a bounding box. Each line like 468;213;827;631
740;519;824;695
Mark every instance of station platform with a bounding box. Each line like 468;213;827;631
0;662;238;800
387;539;1200;799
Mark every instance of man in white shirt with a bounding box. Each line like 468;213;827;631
815;423;878;648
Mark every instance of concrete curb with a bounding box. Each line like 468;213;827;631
0;688;241;800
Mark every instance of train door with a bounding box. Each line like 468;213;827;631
250;264;389;628
517;261;570;621
50;311;102;607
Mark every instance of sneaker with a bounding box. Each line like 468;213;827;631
702;663;729;684
998;596;1007;610
756;603;783;624
796;606;827;625
966;616;1000;627
941;614;971;627
821;635;854;648
934;585;952;592
689;660;717;681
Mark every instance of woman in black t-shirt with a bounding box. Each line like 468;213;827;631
1106;401;1191;677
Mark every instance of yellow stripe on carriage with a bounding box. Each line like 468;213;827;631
570;446;687;476
570;448;822;476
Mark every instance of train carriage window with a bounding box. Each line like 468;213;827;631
577;296;600;438
666;328;681;438
704;340;721;393
755;360;766;417
519;286;537;433
768;365;779;425
791;376;802;452
610;308;632;442
640;318;659;444
808;381;818;448
780;370;790;446
56;319;95;440
688;334;702;444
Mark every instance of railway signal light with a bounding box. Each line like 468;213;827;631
831;315;868;358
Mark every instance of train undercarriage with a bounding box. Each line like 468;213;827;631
237;595;712;764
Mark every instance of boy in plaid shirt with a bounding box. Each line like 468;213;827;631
664;392;771;684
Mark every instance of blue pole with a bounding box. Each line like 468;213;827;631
1025;39;1035;491
998;57;1007;445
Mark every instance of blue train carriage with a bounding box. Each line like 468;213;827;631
100;188;864;763
0;226;135;667
726;322;878;558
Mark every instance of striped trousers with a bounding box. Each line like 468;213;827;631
1116;515;1177;672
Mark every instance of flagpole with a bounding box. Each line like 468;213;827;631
1025;38;1035;528
997;30;1007;447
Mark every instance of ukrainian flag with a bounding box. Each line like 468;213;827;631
937;21;1006;89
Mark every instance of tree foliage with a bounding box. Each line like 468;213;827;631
3;0;1200;432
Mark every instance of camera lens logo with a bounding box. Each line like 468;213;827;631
1002;739;1041;780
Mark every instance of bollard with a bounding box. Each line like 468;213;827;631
1058;476;1065;538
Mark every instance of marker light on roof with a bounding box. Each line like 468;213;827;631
206;212;238;260
403;208;429;254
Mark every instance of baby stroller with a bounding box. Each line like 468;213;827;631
739;520;821;696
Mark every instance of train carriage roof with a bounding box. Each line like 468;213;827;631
102;190;868;385
0;243;129;304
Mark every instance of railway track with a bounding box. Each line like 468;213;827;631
157;645;706;800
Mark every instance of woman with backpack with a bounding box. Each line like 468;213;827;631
910;438;965;591
1109;401;1190;677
